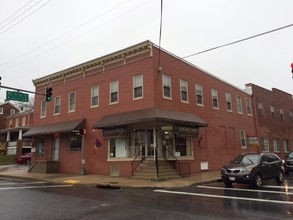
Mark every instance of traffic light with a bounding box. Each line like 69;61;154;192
291;63;293;73
45;87;52;102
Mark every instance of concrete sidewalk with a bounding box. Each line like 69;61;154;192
0;165;221;189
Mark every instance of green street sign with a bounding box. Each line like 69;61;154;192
6;91;29;102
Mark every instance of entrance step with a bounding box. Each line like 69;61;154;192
133;160;181;181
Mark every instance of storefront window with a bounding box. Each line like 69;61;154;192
109;138;127;158
68;133;82;151
175;135;192;157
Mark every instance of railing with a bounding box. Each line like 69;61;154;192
165;147;191;177
130;148;144;176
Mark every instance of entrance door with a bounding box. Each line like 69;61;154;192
134;129;156;158
52;136;59;161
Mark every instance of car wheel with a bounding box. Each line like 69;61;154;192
223;179;232;187
252;174;262;188
275;170;284;183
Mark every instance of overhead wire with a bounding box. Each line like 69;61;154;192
0;0;52;36
0;0;151;73
0;0;35;26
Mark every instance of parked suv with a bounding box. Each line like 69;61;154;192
221;152;284;188
285;151;293;174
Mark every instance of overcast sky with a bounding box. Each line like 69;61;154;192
0;0;293;102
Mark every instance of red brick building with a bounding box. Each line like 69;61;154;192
24;41;256;176
246;83;293;159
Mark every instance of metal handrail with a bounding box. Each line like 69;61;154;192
131;148;143;176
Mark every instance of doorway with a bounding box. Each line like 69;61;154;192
52;136;59;161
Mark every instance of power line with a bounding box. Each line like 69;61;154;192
0;0;52;36
181;23;293;60
0;0;151;73
0;0;35;26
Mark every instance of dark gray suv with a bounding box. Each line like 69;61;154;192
221;152;284;188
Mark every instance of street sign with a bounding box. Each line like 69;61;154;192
6;91;29;102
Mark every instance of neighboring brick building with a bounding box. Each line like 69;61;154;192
0;103;33;155
24;41;256;176
246;83;293;159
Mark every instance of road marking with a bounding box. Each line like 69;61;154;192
263;185;293;190
63;179;80;184
0;181;46;186
154;189;293;205
0;184;73;191
197;185;293;195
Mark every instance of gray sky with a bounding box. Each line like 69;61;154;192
0;0;293;102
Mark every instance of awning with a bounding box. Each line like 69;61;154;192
93;108;207;129
23;119;86;137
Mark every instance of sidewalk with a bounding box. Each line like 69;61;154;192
0;165;221;189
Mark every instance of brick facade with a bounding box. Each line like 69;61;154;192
27;41;258;176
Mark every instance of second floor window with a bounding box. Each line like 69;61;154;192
280;109;284;120
68;92;76;112
246;98;252;115
54;96;61;115
180;79;188;102
22;116;26;126
225;92;232;111
110;81;119;104
91;86;99;107
271;106;275;118
195;84;203;106
236;96;243;113
273;138;280;152
40;100;46;118
133;75;143;99
211;89;219;109
162;74;171;99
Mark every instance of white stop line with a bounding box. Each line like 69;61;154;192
0;184;73;191
154;189;293;205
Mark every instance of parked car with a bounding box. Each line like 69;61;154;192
285;151;293;174
221;152;284;188
14;152;33;164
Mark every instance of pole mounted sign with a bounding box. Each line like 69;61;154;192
6;91;29;102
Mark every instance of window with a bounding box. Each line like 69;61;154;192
22;116;26;126
37;136;45;156
11;109;15;115
280;109;284;120
211;89;219;109
261;137;269;152
246;98;252;115
273;138;280;152
195;84;204;106
40;100;46;118
180;79;188;102
236;96;243;113
291;111;293;122
284;139;289;153
110;81;119;104
54;96;61;115
162;74;172;99
175;135;192;157
68;133;82;151
240;130;247;148
68;92;76;112
225;92;232;111
257;102;264;116
9;119;12;127
271;106;275;118
109;138;127;158
15;118;19;127
133;75;143;99
91;86;99;107
0;108;3;114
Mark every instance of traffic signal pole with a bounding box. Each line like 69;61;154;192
0;85;45;96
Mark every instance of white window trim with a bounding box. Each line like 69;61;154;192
162;74;172;100
109;80;119;104
91;86;99;107
225;92;233;112
180;79;189;103
68;92;76;113
240;129;247;148
54;96;61;115
211;89;219;109
195;84;204;106
133;74;143;100
236;96;243;114
40;100;47;118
